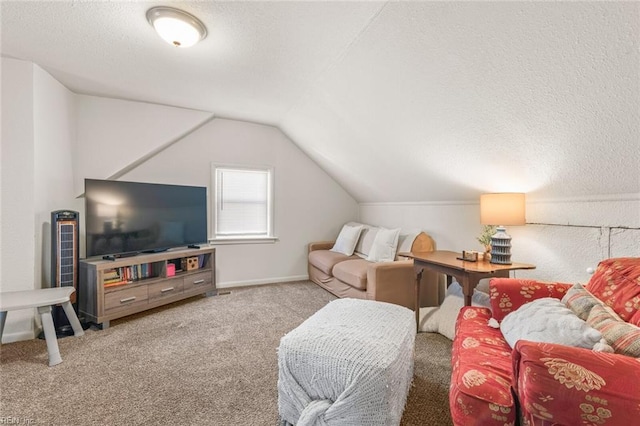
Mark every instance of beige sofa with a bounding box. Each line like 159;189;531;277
308;224;441;310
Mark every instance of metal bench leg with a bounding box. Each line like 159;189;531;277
37;305;62;366
61;301;84;337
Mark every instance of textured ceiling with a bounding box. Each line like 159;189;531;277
2;1;638;202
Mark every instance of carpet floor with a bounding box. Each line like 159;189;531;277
0;281;452;425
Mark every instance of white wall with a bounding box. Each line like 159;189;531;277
360;195;640;284
120;118;358;287
74;95;213;196
33;65;79;289
1;58;36;341
74;98;359;287
0;59;78;342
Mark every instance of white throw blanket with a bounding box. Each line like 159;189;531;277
278;298;416;426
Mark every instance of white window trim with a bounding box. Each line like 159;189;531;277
210;163;276;244
209;236;279;245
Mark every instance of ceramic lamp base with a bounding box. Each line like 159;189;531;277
490;226;512;264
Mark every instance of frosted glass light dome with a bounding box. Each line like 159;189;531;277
146;7;207;48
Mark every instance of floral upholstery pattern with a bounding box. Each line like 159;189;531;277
513;341;640;426
450;307;516;426
562;283;602;320
585;257;640;326
489;278;572;322
450;258;640;426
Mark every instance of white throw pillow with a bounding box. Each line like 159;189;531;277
500;297;602;349
330;224;364;256
419;281;490;339
418;283;464;334
366;228;401;262
353;225;379;258
395;231;421;259
436;285;465;340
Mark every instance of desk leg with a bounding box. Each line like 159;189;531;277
61;301;85;337
460;276;481;307
415;270;423;332
463;277;472;306
38;305;62;366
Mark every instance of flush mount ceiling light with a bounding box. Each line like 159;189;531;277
146;6;207;48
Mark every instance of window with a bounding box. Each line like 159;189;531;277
212;165;275;241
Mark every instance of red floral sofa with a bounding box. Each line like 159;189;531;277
450;257;640;425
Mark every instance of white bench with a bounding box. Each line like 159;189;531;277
0;287;84;366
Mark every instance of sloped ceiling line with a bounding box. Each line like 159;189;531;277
108;113;216;181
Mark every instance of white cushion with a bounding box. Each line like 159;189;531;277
418;281;489;340
366;228;401;262
500;297;602;349
436;284;464;340
395;231;420;259
354;226;379;258
330;224;364;256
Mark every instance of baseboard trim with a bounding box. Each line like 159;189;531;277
217;275;309;289
360;200;477;207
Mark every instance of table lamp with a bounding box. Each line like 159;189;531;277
480;193;526;264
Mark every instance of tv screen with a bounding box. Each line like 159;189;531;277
85;179;207;258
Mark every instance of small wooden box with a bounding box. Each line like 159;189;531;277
181;256;199;271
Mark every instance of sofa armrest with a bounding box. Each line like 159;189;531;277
308;241;335;253
490;278;573;322
513;340;640;425
366;260;440;310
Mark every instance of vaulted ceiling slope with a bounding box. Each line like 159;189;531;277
2;1;638;202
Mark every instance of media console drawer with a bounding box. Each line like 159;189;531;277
183;271;213;293
104;285;148;313
148;278;184;302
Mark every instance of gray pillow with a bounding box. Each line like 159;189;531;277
561;283;601;320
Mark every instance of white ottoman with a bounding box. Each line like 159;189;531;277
278;298;416;426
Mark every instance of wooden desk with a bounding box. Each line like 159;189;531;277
400;250;535;330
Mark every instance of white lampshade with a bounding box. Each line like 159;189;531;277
480;193;526;226
147;7;207;48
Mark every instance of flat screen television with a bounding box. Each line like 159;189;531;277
85;179;207;258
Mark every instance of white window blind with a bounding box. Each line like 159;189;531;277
214;167;272;237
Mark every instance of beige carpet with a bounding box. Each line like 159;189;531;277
0;281;452;425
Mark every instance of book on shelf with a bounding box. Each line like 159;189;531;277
104;280;128;288
103;269;119;280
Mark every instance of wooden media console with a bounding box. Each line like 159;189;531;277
79;247;216;329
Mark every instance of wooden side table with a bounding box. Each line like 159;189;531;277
399;250;535;330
